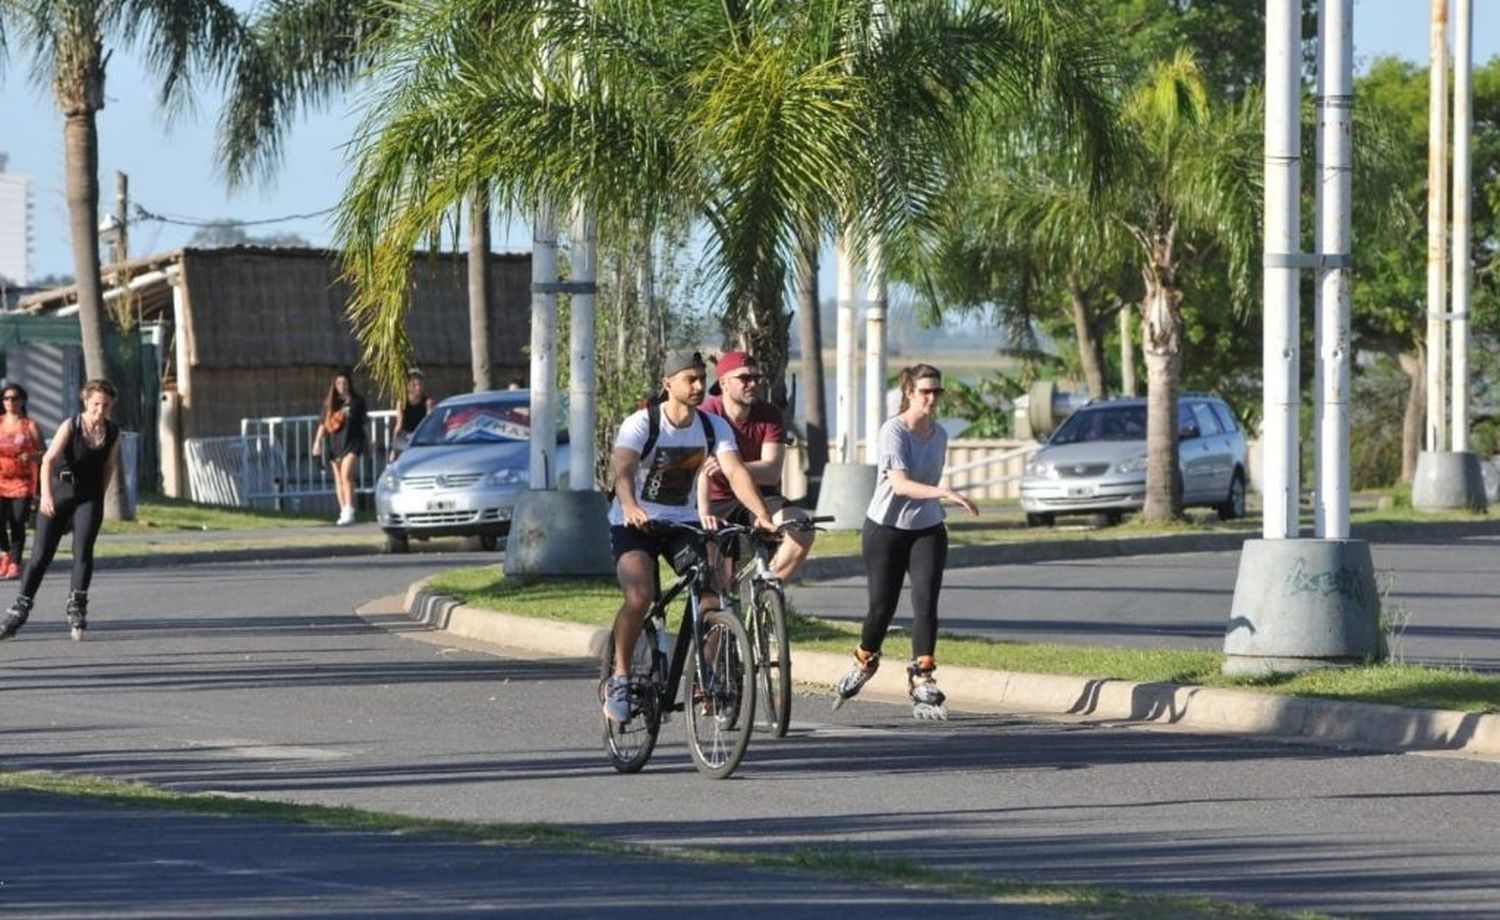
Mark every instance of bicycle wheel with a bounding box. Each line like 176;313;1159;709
600;621;662;774
685;609;755;779
753;585;792;737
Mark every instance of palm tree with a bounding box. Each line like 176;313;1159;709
333;0;1120;396
922;51;1258;522
1;0;247;519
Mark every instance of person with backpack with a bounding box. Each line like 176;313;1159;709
0;379;121;643
603;349;775;724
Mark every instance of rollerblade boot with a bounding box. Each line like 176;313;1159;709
908;660;948;721
0;595;33;641
66;591;88;641
832;648;880;710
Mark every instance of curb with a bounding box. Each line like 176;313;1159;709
399;583;1500;758
95;543;387;570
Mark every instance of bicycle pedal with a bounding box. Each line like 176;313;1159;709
912;702;949;721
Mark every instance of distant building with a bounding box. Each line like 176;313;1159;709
0;154;34;287
16;245;533;497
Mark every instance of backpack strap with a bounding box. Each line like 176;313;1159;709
697;409;716;456
640;403;716;461
642;402;661;459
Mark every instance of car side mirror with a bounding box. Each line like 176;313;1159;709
1179;425;1200;441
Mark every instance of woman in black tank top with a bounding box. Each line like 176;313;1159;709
0;378;121;643
389;369;434;461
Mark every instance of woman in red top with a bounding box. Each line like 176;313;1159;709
0;383;44;580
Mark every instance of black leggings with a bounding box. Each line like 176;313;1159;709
859;519;948;660
21;496;104;598
0;497;28;564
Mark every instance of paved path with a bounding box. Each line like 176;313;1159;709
791;531;1500;670
5;554;1500;916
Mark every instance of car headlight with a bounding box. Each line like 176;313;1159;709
1114;454;1149;474
487;467;527;486
1025;459;1058;480
379;469;401;492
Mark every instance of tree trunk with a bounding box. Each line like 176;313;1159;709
742;278;791;410
467;187;493;391
1398;349;1424;485
1139;250;1183;523
63;92;124;520
795;222;828;495
1066;272;1107;399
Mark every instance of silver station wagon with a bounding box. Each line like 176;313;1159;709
1020;395;1249;527
376;389;568;553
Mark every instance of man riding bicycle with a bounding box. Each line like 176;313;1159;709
698;351;814;582
605;350;774;724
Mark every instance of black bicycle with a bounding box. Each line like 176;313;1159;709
599;521;756;779
724;516;830;738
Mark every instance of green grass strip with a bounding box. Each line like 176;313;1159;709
0;769;1323;919
425;566;1500;714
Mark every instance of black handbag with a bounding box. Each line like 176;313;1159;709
51;466;76;503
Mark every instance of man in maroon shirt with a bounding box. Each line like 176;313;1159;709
699;351;813;580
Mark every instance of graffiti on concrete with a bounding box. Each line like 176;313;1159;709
1285;558;1370;607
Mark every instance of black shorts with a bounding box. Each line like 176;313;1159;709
707;494;788;526
609;524;698;565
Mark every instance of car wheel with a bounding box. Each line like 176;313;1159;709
1093;511;1124;528
385;532;410;554
1217;472;1247;521
1025;513;1055;528
480;534;499;552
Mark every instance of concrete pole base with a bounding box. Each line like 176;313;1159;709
813;462;878;530
1223;538;1384;676
503;490;614;578
1411;451;1489;512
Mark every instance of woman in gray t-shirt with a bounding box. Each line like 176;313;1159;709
831;364;979;719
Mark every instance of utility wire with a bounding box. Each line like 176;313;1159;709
131;203;338;228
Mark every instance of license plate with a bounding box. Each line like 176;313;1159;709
1067;485;1094;498
426;499;457;512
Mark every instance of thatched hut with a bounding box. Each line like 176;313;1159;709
16;245;532;496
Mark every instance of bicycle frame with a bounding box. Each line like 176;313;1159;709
644;534;723;718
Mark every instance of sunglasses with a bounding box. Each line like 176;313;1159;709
915;387;945;397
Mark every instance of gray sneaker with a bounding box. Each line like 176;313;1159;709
831;651;879;710
602;675;633;723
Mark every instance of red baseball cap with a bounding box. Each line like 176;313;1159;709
710;351;756;395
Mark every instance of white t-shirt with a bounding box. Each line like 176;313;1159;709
608;406;739;525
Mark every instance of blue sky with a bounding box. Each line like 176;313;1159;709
2;0;1497;282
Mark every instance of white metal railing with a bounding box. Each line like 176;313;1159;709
239;410;397;507
781;438;1040;501
182;411;397;509
942;440;1041;498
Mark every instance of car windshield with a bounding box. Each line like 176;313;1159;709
410;399;531;446
1048;405;1147;445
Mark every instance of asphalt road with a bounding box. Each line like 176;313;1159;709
790;530;1500;670
3;553;1500;916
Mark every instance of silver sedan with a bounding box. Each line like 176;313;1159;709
375;390;568;552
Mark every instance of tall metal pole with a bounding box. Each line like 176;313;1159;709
1315;0;1354;540
834;233;860;464
1450;0;1472;452
1262;0;1302;540
569;206;597;490
528;205;558;489
1425;0;1449;453
864;233;887;464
